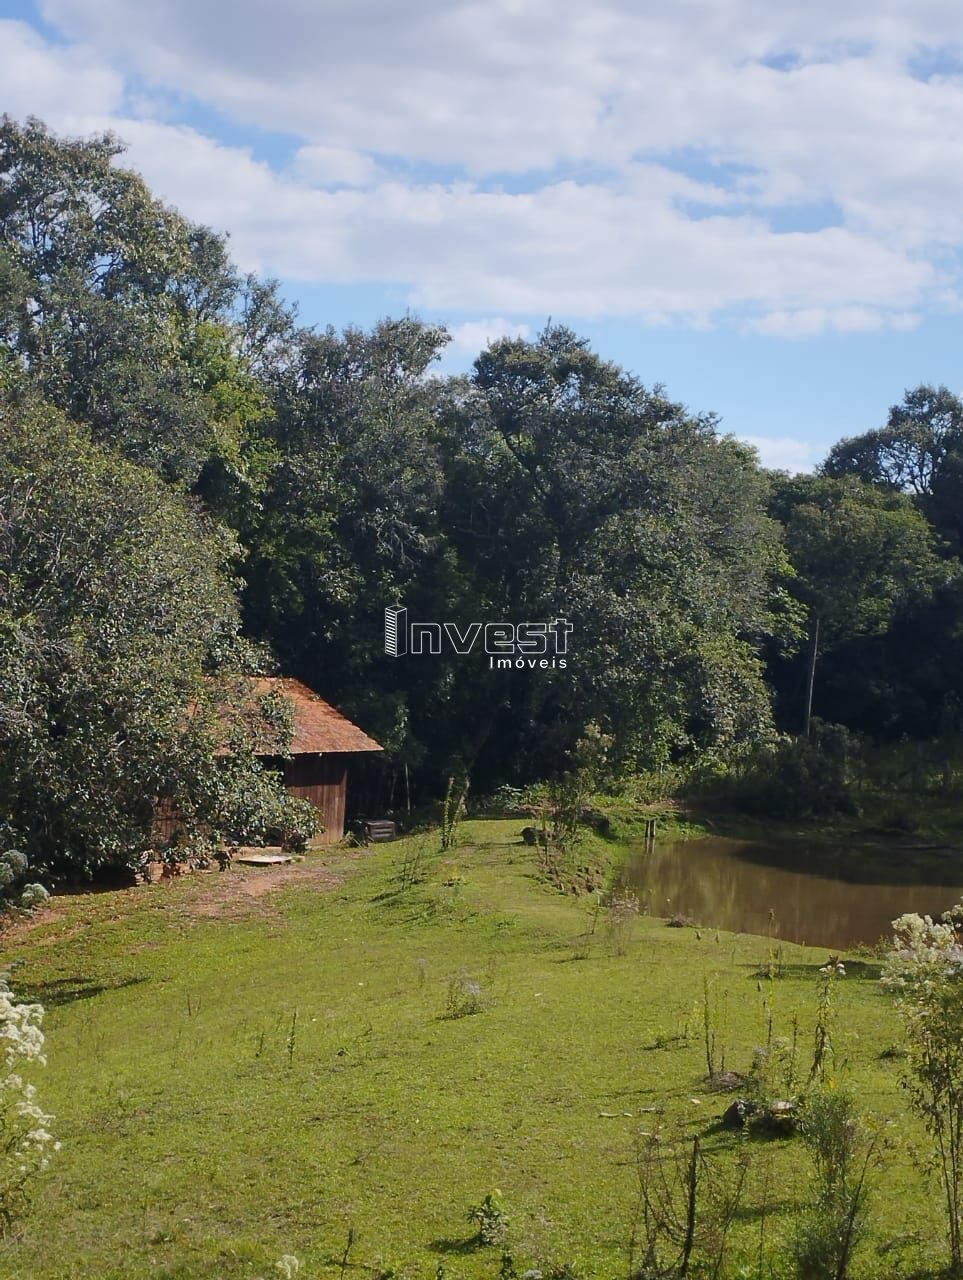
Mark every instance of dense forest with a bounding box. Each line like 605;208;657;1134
1;116;960;876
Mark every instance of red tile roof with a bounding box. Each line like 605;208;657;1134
250;677;383;755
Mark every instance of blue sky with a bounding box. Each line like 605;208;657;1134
5;0;963;469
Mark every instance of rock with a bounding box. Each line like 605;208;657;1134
721;1098;758;1128
722;1097;797;1135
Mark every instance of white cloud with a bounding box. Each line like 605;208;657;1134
29;114;933;329
446;318;532;356
0;19;123;122
292;145;380;188
737;434;820;472
9;2;963;331
745;307;922;338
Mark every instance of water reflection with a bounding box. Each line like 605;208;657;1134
620;837;963;949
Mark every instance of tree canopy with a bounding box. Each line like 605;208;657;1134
0;394;304;874
2;115;963;871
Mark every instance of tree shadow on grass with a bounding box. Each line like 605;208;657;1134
429;1236;486;1256
14;974;148;1008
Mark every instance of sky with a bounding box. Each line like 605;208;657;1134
3;1;963;470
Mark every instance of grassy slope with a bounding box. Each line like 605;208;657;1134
0;821;945;1279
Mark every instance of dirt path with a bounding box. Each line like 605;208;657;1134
2;846;360;941
185;851;349;919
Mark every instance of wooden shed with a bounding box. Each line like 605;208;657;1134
251;677;383;843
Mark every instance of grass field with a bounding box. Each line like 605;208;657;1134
0;821;950;1279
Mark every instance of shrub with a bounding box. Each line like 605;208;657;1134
883;907;963;1273
0;974;58;1233
467;1190;509;1246
445;973;487;1019
209;766;319;850
629;1125;750;1279
607;888;640;956
0;849;49;918
792;1088;878;1280
17;883;49;911
704;722;863;820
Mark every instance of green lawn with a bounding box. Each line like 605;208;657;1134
0;822;947;1278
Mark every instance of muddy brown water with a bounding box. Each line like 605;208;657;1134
619;836;963;950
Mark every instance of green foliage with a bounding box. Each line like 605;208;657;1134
701;721;864;820
883;908;963;1273
767;465;957;738
0;396;295;874
441;770;471;851
772;473;946;646
792;1088;878;1280
442;327;786;778
444;972;488;1019
210;762;319;852
239;318;790;794
466;1191;509;1247
0;116;271;490
546;725;612;855
824;384;963;554
0;847;48;918
808;960;846;1087
241;316;452;761
0;848;27;893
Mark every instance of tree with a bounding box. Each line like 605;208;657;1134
240;317;457;775
770;475;947;735
824;385;963;554
439;326;789;777
0;393;301;875
0;115;271;494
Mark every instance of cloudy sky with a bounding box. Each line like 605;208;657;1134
4;0;963;468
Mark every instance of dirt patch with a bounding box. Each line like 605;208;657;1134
2;847;359;938
187;855;345;919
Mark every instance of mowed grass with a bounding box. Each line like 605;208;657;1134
0;821;947;1279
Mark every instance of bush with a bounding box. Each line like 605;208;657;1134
445;974;488;1019
0;974;58;1234
0;849;48;918
792;1088;878;1280
701;721;863;820
883;907;963;1272
467;1190;509;1246
206;764;320;850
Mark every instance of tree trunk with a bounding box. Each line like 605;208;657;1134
804;614;820;738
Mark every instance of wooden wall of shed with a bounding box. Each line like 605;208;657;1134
282;753;348;843
152;797;179;848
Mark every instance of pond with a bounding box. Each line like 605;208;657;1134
619;835;963;950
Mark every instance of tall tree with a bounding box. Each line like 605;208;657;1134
770;474;948;734
0;393;299;875
824;385;963;554
439;326;790;777
240;317;456;769
0;115;272;493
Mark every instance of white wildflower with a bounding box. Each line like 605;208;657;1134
18;884;49;911
0;974;57;1231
